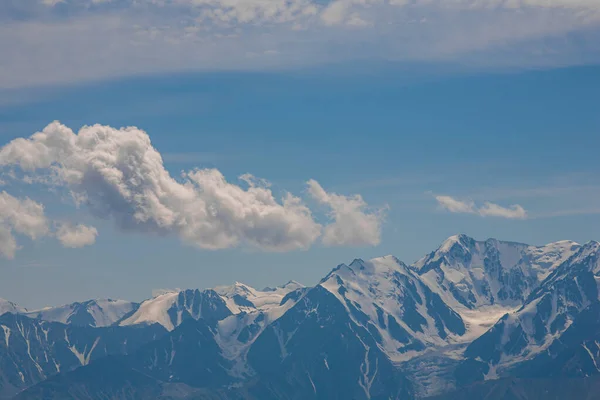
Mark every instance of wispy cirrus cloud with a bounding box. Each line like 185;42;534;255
1;0;599;88
435;195;527;219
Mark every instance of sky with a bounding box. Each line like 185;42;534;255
0;0;599;309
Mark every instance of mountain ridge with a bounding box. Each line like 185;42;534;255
4;234;600;400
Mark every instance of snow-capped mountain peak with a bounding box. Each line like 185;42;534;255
347;255;408;274
120;289;231;331
0;298;26;316
521;239;580;281
119;280;305;332
411;234;580;311
574;240;600;261
0;295;141;328
5;299;138;328
262;279;303;292
464;239;600;372
214;280;305;314
412;234;528;272
321;255;466;361
5;235;600;400
438;233;474;254
119;292;181;330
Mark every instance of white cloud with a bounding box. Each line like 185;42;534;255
0;191;49;258
0;192;49;240
0;190;104;257
0;0;599;88
435;195;476;214
478;201;527;219
0;122;389;252
186;0;320;25
307;179;386;247
41;0;66;5
0;225;19;260
321;1;351;25
56;223;98;248
0;121;323;252
435;195;527;219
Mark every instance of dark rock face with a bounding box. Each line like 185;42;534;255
247;286;413;400
12;319;234;400
169;289;234;328
511;302;600;379
131;318;234;388
13;357;169;400
0;313;166;398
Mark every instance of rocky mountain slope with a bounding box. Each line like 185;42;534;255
0;313;166;398
4;234;600;400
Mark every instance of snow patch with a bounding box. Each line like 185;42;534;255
1;325;10;347
120;292;179;331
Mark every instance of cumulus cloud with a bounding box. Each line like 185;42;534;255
435;195;527;219
0;191;49;258
0;0;599;88
307;179;386;246
0;121;324;252
0;190;100;257
0;122;388;251
56;223;98;248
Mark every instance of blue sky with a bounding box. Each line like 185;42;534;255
1;0;600;309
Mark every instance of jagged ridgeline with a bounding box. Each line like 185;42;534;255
2;234;600;400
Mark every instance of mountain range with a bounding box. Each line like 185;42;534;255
2;234;600;399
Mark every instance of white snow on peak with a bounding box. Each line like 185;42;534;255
413;235;527;271
438;234;470;254
214;280;304;314
575;241;600;263
264;280;304;292
118;280;305;331
26;299;137;327
215;295;303;377
465;240;600;370
0;298;26;316
120;292;180;331
214;280;307;377
524;240;580;281
411;235;581;310
87;300;137;327
214;282;254;298
320;256;458;362
346;255;410;276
